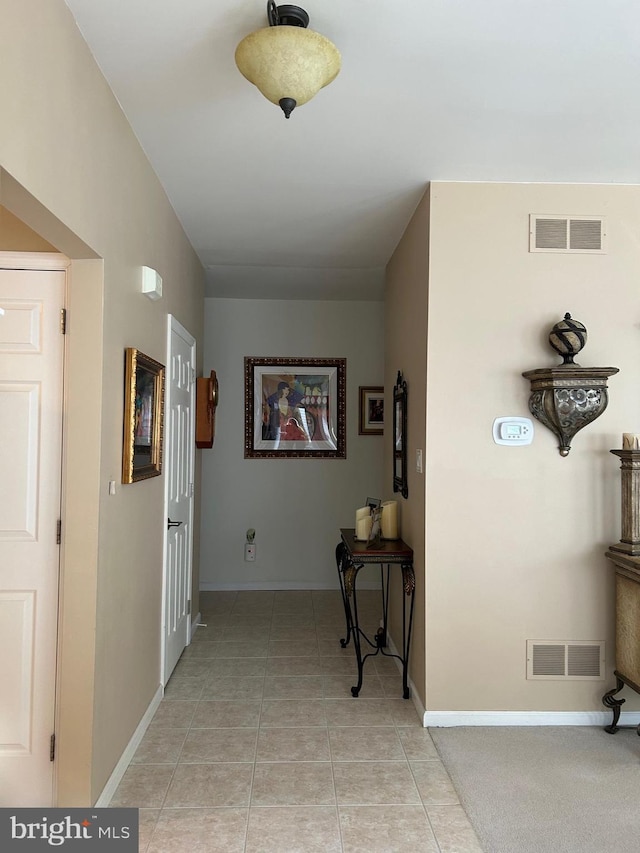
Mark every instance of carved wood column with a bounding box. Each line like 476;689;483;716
609;450;640;556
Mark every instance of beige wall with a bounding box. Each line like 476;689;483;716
0;206;57;251
1;0;205;802
426;181;640;712
200;298;385;589
385;186;430;705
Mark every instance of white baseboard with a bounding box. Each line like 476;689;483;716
381;629;637;729
424;710;640;727
199;581;381;591
94;685;163;807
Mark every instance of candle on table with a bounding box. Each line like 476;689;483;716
381;500;398;539
356;514;372;541
622;433;640;450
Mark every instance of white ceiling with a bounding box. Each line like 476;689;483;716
64;0;640;300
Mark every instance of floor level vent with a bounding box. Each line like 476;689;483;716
529;215;606;253
526;640;605;680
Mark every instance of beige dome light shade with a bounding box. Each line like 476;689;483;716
235;2;341;119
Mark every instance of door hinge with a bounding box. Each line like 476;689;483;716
56;519;62;545
50;733;56;762
187;599;191;615
189;482;195;497
60;308;67;335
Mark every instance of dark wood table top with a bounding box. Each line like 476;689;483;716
340;528;413;563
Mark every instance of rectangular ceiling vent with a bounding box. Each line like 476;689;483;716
529;215;606;253
526;640;605;680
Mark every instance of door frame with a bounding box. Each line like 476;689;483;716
161;314;196;687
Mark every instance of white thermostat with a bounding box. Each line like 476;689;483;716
492;417;534;446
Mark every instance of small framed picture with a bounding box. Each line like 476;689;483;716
366;503;383;549
359;386;384;435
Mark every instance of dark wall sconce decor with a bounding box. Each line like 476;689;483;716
522;313;619;457
393;371;408;497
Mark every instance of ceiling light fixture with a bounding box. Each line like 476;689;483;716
235;1;341;119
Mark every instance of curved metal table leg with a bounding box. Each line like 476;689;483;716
335;541;353;648
602;673;626;733
401;561;416;699
344;561;364;697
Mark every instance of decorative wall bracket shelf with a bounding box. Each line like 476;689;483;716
522;313;618;457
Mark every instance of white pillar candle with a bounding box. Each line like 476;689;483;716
381;500;398;540
623;433;640;450
356;515;372;541
355;506;369;535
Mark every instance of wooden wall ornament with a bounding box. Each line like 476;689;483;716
196;370;218;448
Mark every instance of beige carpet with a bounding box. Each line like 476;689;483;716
429;726;640;853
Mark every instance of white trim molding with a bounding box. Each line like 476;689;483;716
0;252;70;271
424;710;640;727
94;685;163;806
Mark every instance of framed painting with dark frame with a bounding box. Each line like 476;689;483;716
122;347;165;483
244;356;346;459
358;386;384;435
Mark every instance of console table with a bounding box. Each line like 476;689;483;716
602;550;640;734
601;448;640;735
336;528;415;699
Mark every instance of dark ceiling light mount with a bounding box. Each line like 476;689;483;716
267;2;309;28
235;2;341;119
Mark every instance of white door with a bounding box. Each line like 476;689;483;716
161;316;196;685
0;260;66;806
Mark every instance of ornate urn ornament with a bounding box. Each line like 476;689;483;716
522;313;618;456
548;313;587;364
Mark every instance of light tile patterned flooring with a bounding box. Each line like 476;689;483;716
110;590;483;852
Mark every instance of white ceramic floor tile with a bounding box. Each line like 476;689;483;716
256;727;331;762
164;763;253;808
192;700;261;728
110;589;474;853
246;806;341;853
147;808;248;853
251;761;335;806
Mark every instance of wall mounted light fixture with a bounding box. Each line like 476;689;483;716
522;313;618;456
141;266;163;301
235;1;341;119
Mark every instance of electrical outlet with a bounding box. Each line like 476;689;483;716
244;543;256;562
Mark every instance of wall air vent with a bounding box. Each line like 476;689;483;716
526;640;605;680
529;215;606;253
